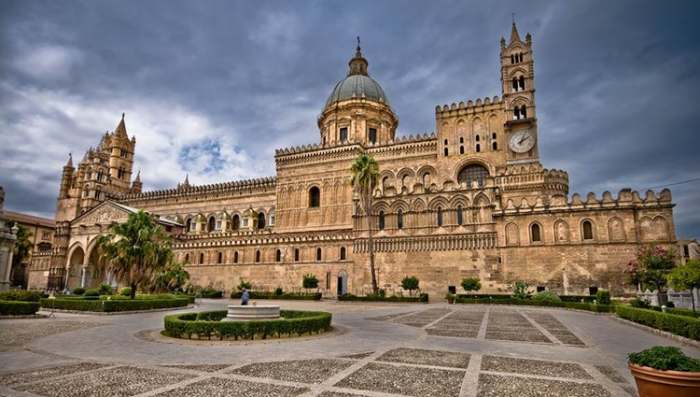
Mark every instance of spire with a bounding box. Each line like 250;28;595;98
114;112;128;138
348;36;369;76
134;169;141;182
65;153;73;168
510;20;521;44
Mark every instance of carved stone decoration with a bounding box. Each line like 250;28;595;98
608;217;625;241
554;220;569;242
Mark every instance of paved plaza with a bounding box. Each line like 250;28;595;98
1;300;699;396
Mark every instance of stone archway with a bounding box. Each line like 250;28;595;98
83;244;107;288
66;245;84;289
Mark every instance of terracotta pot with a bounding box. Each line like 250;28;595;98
629;363;700;397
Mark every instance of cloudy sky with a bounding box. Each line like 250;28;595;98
1;0;698;238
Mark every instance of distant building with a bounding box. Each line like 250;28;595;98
29;23;678;297
0;187;18;291
2;210;55;288
678;239;700;264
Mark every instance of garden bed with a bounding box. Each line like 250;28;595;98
230;291;322;300
40;296;191;313
163;310;332;340
0;300;41;316
615;305;700;341
338;294;429;303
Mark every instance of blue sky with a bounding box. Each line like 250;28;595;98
1;0;699;238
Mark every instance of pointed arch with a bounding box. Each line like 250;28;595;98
505;223;519;246
608;217;626;241
428;196;449;210
553;219;570;242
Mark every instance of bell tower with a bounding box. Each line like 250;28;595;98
500;22;539;163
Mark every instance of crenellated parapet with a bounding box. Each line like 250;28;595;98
115;176;277;203
435;96;503;118
501;188;673;215
496;163;569;194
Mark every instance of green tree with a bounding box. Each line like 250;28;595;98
634;245;676;305
351;153;380;294
401;276;420;296
303;273;319;290
237;279;252;291
151;261;190;292
668;259;700;312
461;277;481;294
95;210;173;299
512;281;529;300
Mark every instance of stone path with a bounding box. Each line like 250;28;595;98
0;300;698;396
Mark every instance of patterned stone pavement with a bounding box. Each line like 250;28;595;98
1;300;698;396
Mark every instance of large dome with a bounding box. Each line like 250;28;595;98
325;74;389;107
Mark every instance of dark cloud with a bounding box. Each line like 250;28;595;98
0;0;698;238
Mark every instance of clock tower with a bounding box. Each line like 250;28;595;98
500;22;539;164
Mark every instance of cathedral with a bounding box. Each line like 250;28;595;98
28;23;677;298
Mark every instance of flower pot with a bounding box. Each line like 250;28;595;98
629;363;700;397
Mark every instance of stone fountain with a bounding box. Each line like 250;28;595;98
222;303;280;321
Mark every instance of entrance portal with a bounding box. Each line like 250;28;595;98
337;271;348;296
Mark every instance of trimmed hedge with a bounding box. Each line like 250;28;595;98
339;293;429;303
40;297;190;312
0;300;40;316
230;291;322;301
163;309;332;340
0;290;43;302
616;305;700;341
199;288;223;299
455;293;596;303
454;296;613;313
666;307;700;318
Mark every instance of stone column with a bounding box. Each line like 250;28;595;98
80;265;87;288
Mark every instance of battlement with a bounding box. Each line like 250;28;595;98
435;96;503;117
502;188;673;213
116;176;277;202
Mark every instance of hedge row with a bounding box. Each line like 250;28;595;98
666;307;700;319
455;294;596;303
339;293;429;303
230;291;322;301
0;300;40;316
616;305;700;341
454;297;613;313
40;297;190;312
163;310;332;340
0;290;44;302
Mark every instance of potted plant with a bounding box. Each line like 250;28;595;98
628;346;700;397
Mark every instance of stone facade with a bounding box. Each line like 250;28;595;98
28;23;677;298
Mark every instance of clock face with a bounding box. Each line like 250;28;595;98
509;129;536;153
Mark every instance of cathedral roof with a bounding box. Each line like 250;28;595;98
324;38;389;108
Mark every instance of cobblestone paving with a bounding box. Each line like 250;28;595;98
3;300;695;396
0;319;104;351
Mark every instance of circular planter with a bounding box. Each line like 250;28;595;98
629;363;700;397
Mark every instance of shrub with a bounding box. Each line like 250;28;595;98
0;300;40;315
274;287;284;296
512;281;529;300
461;277;481;293
237;279;252;291
120;287;132;297
596;290;611;305
99;284;113;295
83;288;100;297
667;307;700;318
302;274;319;290
401;276;420;295
616;305;700;341
665;301;675;308
199;288;223;299
531;291;562;305
163;310;332;340
40;297;190;312
72;287;85;296
0;290;43;302
338;294;428;303
629;346;700;371
630;297;651;309
230;291;322;301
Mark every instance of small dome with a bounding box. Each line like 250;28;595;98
325;74;389;107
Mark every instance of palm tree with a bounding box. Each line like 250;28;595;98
95;210;173;299
351;153;380;294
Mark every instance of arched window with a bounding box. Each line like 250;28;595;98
368;128;377;144
309;186;320;208
444;148;448;156
476;134;480;142
457;205;464;225
512;77;518;92
397;209;404;229
510;54;515;64
232;214;240;230
184;254;190;264
255;250;261;263
316;247;322;261
519;76;525;90
582;220;594;240
208;216;216;232
531;223;541;242
521;105;527;119
276;249;281;262
185;219;192;232
199;253;204;264
476;144;481;153
437;207;443;227
294;248;300;262
378;211;385;230
460;146;464;154
340;247;346;260
458;164;489;188
492;142;498;151
257;212;266;229
339;127;348;142
234;251;239;263
217;252;223;264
